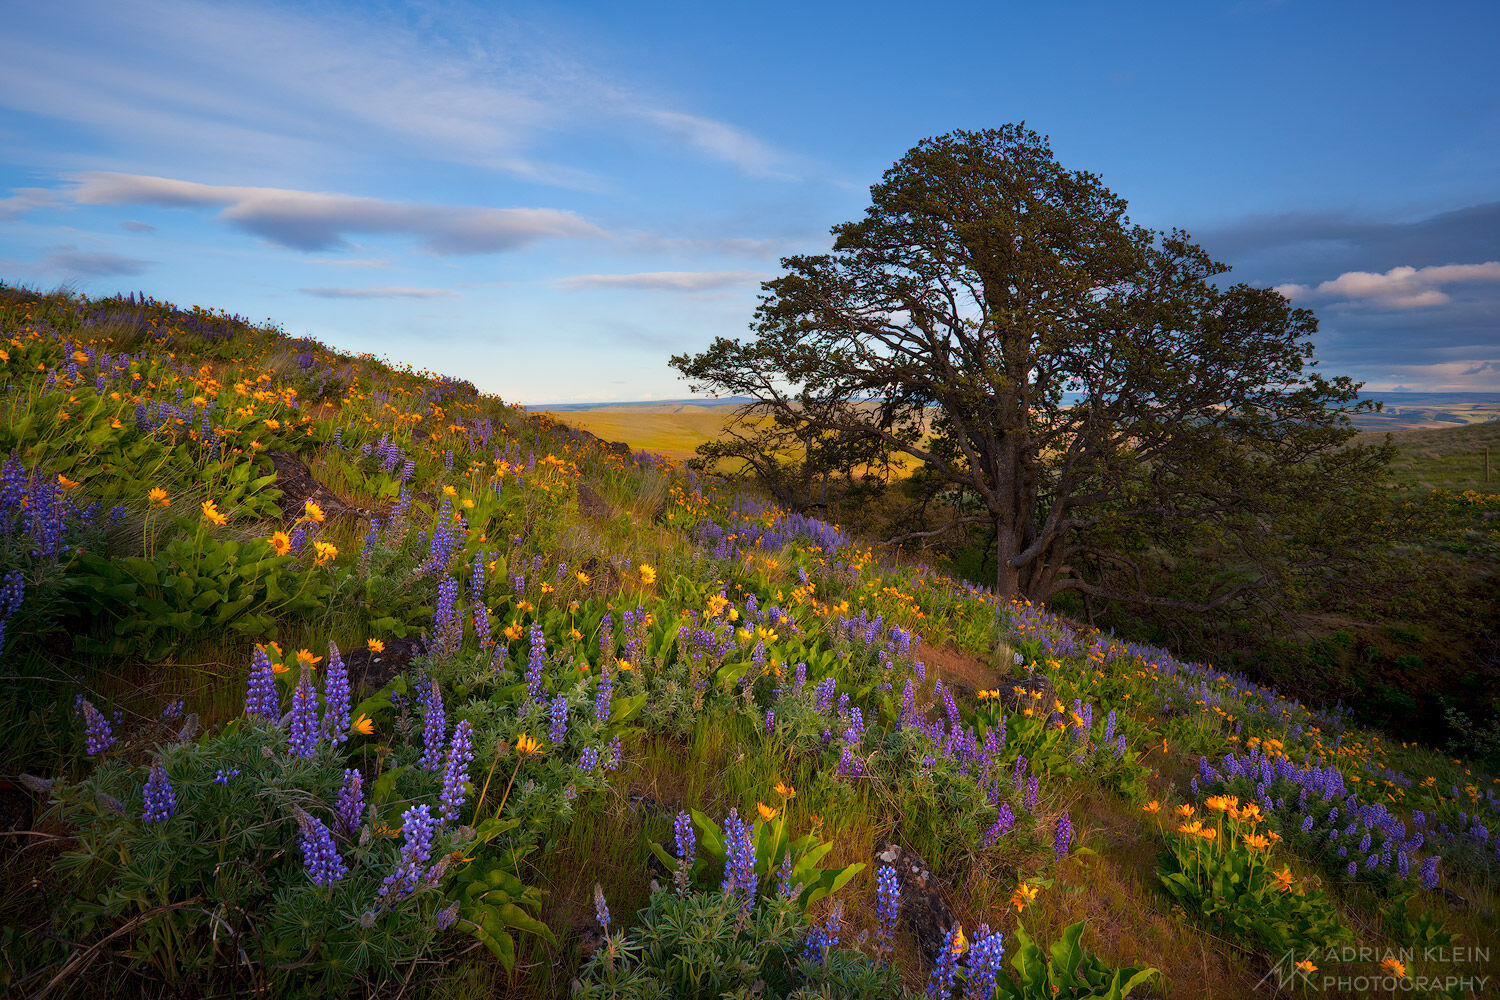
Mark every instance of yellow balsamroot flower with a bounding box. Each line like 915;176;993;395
1242;833;1270;850
774;782;796;799
615;657;634;672
1380;958;1406;978
504;622;523;642
313;541;338;566
516;733;543;756
1205;795;1237;812
1197;828;1217;841
1178;820;1203;835
638;563;656;585
201;499;228;525
1142;800;1162;814
442;485;457;497
1010;882;1039;912
264;418;280;430
1295;961;1317;974
269;531;292;556
147;487;170;506
304;500;325;523
295;648;323;667
351;714;374;736
569;627;583;642
57;474;80;489
1174;804;1195;817
1272;866;1296;892
576;571;590;585
757;802;779;822
367;638;385;653
950;926;967;954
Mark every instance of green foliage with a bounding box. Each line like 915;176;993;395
1156;814;1352;956
46;723;453;995
991;920;1157;1000
67;531;338;658
648;809;864;912
571;890;905;1000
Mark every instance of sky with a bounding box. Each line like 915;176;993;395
1;0;1497;402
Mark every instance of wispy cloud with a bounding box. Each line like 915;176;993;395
555;270;768;292
299;286;458;299
1277;261;1500;309
119;219;155;233
70;173;604;253
40;250;153;277
0;0;794;184
0;187;61;220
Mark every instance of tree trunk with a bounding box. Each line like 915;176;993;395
993;514;1021;597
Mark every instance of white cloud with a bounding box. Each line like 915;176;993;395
299;286;458;300
70;173;604;254
555;270;768;292
1277;261;1500;309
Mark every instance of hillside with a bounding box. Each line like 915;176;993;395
1;285;1496;1000
1360;421;1500;491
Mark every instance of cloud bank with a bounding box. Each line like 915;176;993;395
71;173;604;254
1277;261;1500;309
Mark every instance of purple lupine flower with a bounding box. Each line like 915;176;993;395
765;710;776;735
525;623;547;705
549;695;568;745
212;768;240;785
436;900;460;929
141;762;176;822
875;864;900;959
801;903;842;966
1419;856;1440;890
1054;812;1073;859
380;804;438;898
598;612;614;658
419;680;446;771
673;810;696;895
899;678;916;729
594;667;612;724
161;700;184;720
604;735;622;771
432;574;461;654
299;814;347;886
720;807;757;911
594;882;611;932
0;569;23;658
336;768;365;836
927;923;963;997
966;925;1005;999
288;669;319;758
1024;775;1039;813
775;854;798;898
78;698;116;755
322;641;350;743
981;803;1015;850
244;646;278;719
439;721;475;824
579;746;600;771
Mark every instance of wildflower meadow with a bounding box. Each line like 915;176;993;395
0;283;1495;998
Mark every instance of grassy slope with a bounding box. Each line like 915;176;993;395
2;286;1496;1000
1360;421;1500;491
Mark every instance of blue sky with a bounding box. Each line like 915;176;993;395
2;0;1497;402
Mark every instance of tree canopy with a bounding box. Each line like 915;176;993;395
672;125;1391;610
